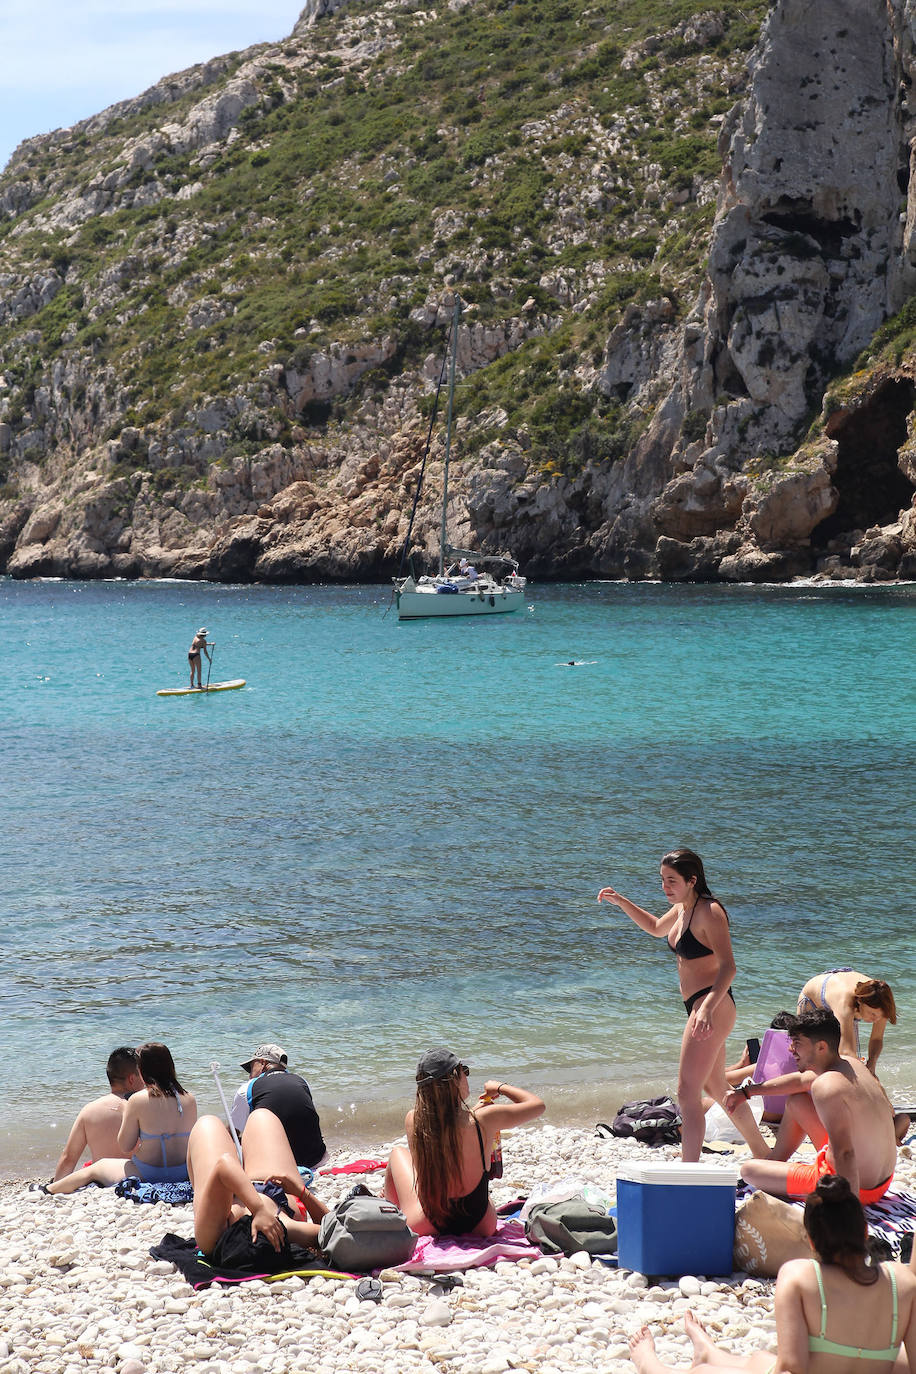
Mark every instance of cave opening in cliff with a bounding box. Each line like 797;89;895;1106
814;378;916;543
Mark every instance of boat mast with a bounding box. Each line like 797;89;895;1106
439;295;461;576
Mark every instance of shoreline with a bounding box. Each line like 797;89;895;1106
7;1123;916;1374
0;1078;666;1185
9;1062;916;1185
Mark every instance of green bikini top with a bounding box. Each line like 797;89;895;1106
808;1259;899;1361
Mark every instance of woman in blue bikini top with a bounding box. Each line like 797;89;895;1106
45;1042;198;1194
626;1175;916;1374
383;1048;544;1237
797;969;897;1076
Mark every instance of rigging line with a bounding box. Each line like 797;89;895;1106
396;308;456;579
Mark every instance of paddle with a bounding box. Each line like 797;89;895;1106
205;643;214;691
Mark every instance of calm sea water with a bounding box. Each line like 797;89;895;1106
2;576;914;1177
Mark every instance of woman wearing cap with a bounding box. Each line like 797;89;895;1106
188;627;213;688
384;1050;544;1237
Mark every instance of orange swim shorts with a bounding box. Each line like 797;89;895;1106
785;1147;892;1204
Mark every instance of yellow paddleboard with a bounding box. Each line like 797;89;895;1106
156;679;246;697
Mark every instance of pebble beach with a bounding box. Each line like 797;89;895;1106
9;1123;915;1374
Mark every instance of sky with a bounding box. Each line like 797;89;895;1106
0;0;302;172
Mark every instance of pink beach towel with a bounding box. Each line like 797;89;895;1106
393;1220;541;1272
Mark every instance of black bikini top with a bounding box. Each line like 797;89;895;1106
667;899;724;960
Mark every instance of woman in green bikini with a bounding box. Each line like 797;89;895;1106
627;1175;916;1374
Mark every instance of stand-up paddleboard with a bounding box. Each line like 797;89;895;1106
156;679;246;697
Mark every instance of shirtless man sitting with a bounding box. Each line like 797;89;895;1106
53;1047;143;1181
725;1009;896;1203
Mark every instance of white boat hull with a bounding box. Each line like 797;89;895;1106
396;584;525;619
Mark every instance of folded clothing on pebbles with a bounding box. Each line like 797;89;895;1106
6;1124;916;1374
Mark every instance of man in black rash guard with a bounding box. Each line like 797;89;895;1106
230;1042;327;1168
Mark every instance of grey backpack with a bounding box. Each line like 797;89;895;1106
318;1195;417;1271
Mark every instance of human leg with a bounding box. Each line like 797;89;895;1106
678;995;739;1162
383;1145;436;1235
46;1158;134;1195
703;1050;769;1158
740;1091;827;1195
187;1115;244;1254
241;1109;328;1222
629;1318;774;1374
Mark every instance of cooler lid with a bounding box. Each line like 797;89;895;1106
617;1162;739;1186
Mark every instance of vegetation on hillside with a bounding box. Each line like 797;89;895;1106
0;0;771;481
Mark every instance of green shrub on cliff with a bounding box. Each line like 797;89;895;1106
0;0;772;472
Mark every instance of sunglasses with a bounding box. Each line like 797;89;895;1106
457;1063;470;1076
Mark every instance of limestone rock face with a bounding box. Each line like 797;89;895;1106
1;0;916;583
626;0;916;580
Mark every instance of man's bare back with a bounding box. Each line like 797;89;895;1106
53;1094;129;1180
812;1053;896;1190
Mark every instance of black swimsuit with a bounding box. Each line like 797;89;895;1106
667;900;736;1015
439;1117;492;1234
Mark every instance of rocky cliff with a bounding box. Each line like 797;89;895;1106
0;0;914;583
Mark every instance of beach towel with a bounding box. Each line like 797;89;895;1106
116;1177;194;1206
150;1233;351;1290
318;1158;388;1175
392;1219;541;1272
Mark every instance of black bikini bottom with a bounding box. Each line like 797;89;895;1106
684;986;736;1015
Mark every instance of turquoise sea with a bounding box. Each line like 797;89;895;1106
2;576;915;1178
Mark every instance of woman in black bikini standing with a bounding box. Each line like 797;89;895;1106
384;1049;544;1236
598;848;767;1162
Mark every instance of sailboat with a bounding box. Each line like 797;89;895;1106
393;297;527;620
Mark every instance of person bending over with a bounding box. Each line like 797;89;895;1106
725;1010;896;1203
627;1175;916;1374
384;1048;544;1237
46;1042;197;1193
797;968;897;1074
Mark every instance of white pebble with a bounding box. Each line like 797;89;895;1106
679;1275;702;1296
419;1300;452;1327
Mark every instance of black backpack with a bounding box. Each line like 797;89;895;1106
605;1095;682;1147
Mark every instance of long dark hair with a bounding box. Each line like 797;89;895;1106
661;848;713;899
137;1042;186;1098
804;1175;877;1284
412;1067;468;1231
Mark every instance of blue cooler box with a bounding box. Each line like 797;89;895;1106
616;1162;738;1276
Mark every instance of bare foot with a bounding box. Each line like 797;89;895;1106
629;1326;657;1372
684;1310;715;1359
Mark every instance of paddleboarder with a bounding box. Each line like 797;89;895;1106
188;627;213;688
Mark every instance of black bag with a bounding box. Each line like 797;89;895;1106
209;1216;316;1276
525;1196;618;1256
608;1095;682;1146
